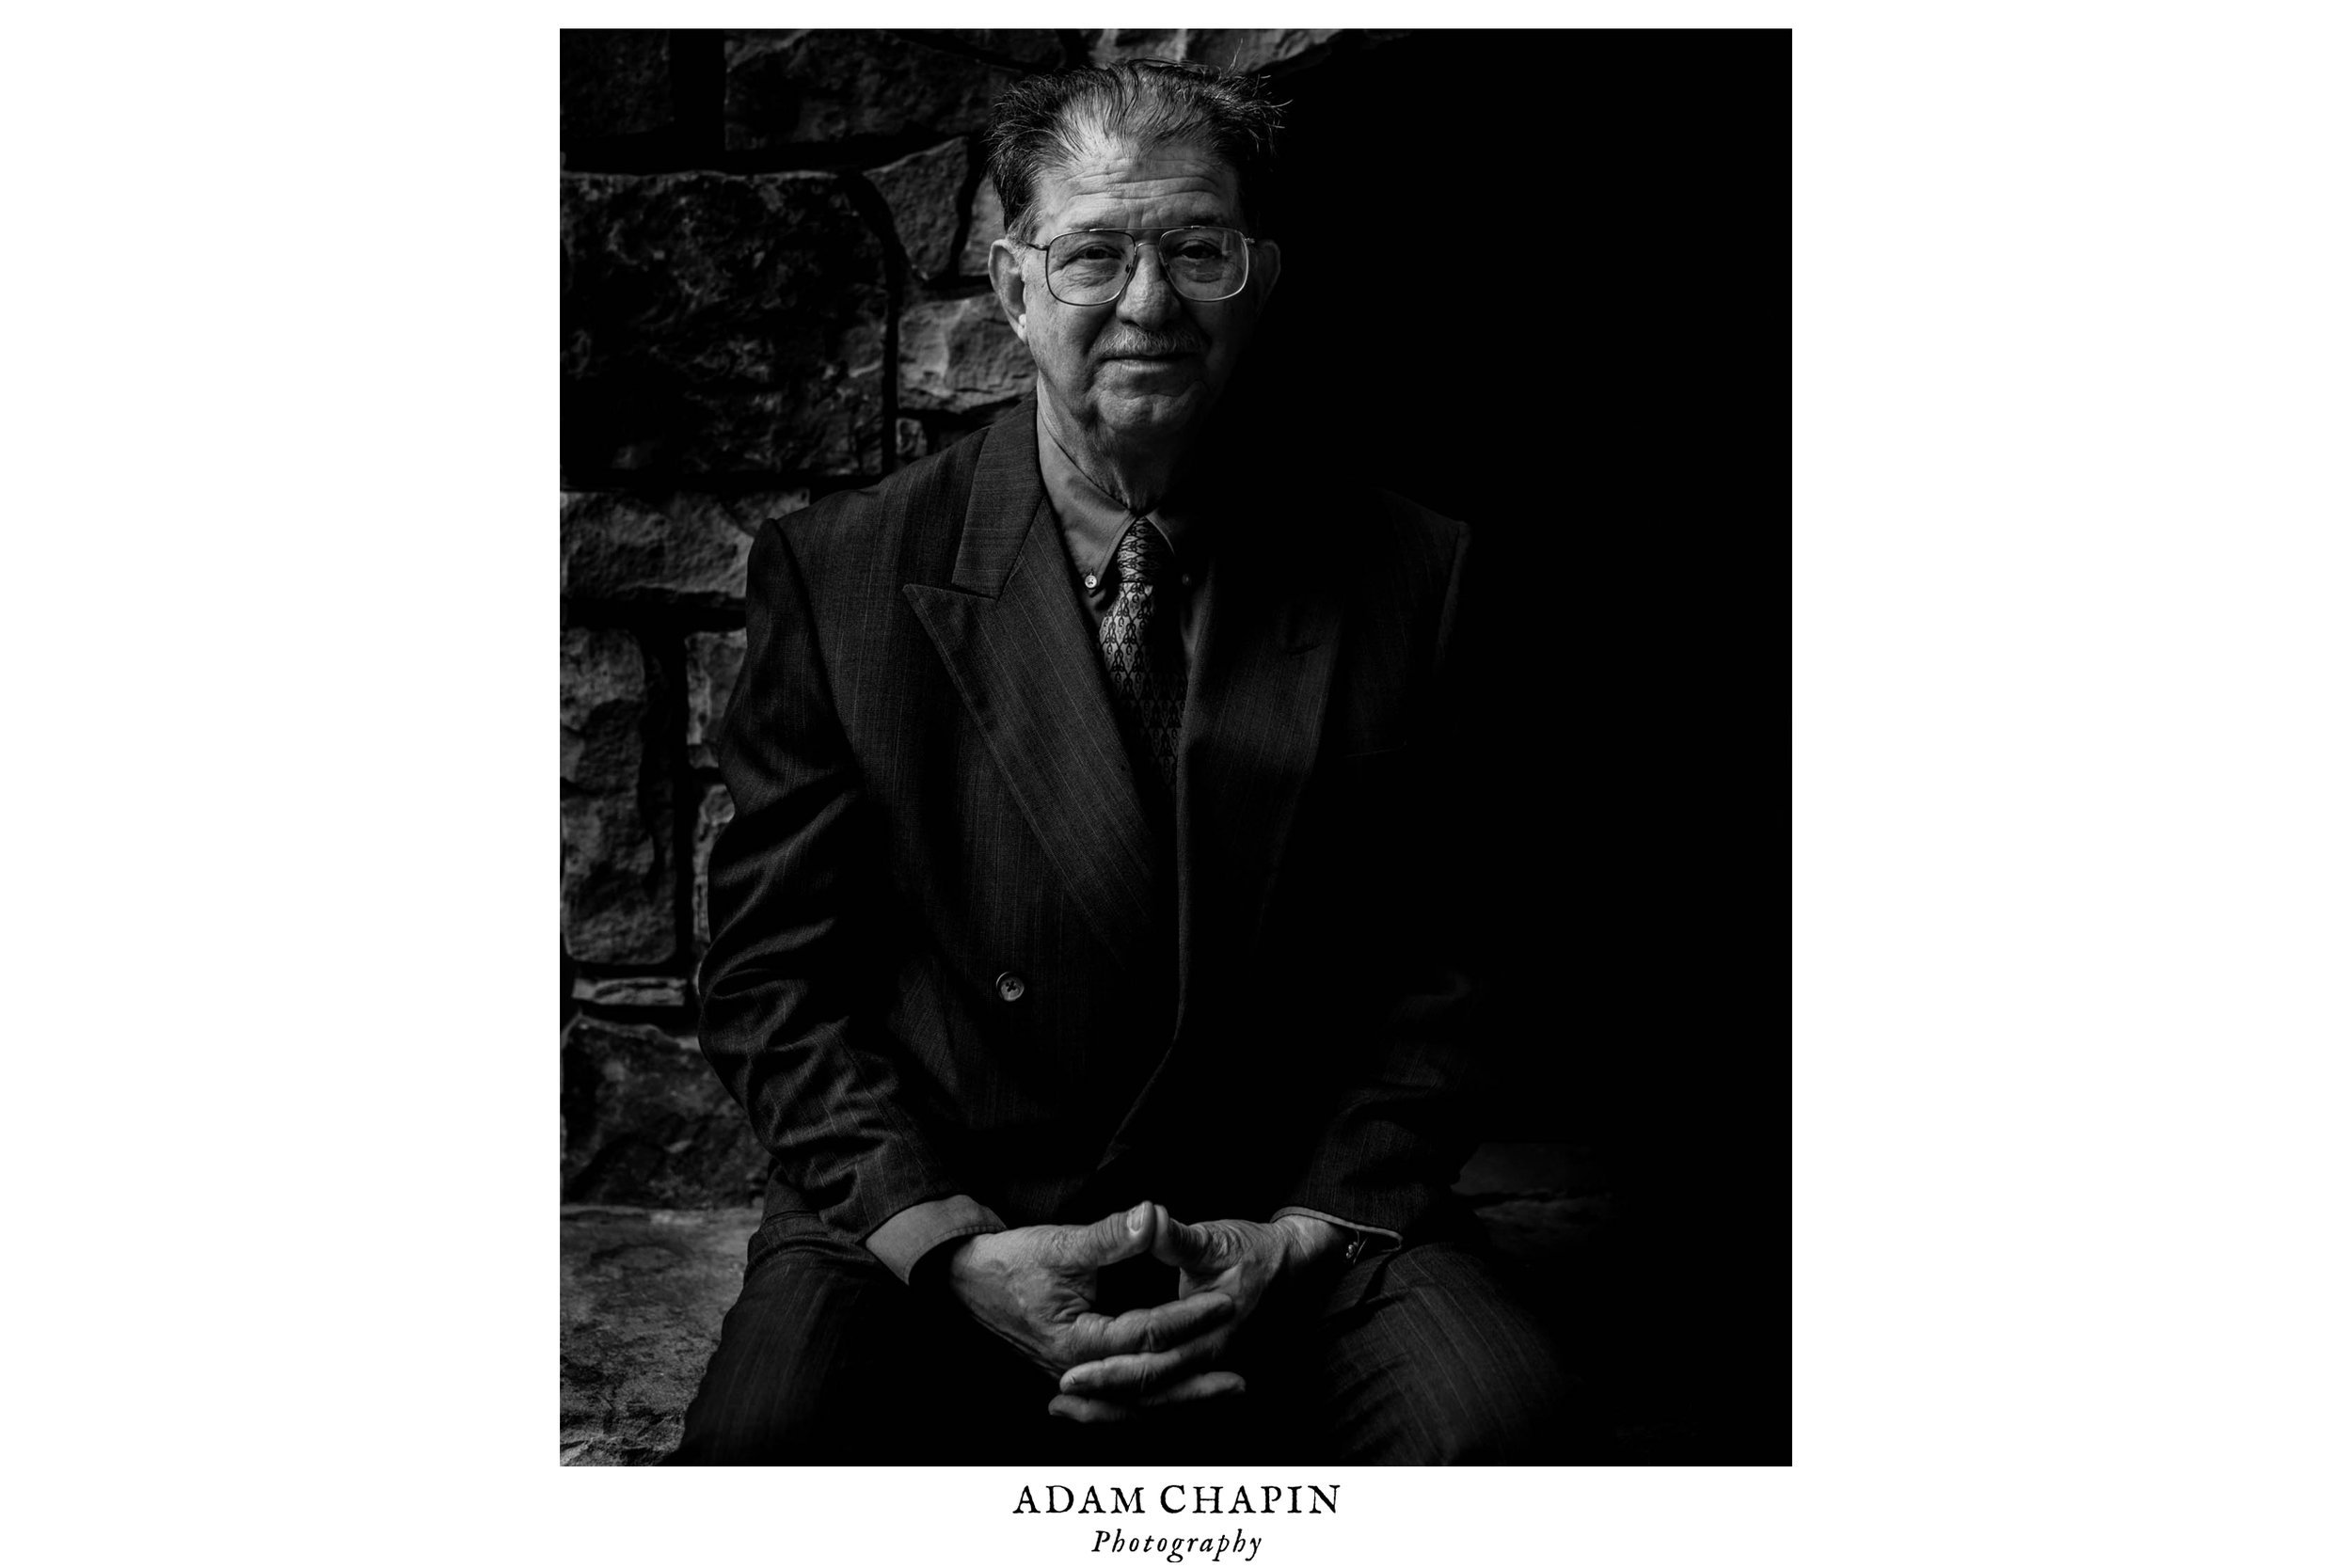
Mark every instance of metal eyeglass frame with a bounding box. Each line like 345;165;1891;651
1015;226;1258;307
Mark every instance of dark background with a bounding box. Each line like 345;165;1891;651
1234;32;1790;1459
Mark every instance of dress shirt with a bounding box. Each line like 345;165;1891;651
1034;412;1210;660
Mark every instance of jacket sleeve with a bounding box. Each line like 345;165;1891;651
1277;520;1489;1243
695;517;964;1244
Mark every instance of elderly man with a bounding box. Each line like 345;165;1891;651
670;59;1572;1464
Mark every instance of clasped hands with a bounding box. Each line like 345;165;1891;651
942;1200;1344;1423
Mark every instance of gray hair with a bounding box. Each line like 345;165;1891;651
984;59;1286;245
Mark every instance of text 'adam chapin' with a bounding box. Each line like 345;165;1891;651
1012;1483;1339;1516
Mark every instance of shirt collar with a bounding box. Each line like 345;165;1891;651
1036;410;1203;592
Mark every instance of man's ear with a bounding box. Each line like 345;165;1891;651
1251;238;1281;304
987;238;1031;344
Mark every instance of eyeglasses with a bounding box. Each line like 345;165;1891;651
1018;226;1256;307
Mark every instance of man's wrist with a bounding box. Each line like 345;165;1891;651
912;1232;981;1294
866;1194;1007;1285
1273;1213;1347;1268
1272;1206;1392;1263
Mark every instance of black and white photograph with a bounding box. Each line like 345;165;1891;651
559;26;1791;1468
16;5;2351;1563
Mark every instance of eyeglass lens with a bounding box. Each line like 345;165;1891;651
1045;229;1248;306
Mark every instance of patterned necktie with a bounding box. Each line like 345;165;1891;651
1099;517;1186;792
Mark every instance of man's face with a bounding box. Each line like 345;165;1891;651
989;136;1281;457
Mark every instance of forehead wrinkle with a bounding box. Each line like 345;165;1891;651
1036;175;1236;236
1028;130;1240;236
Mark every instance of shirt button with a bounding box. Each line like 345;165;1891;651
1083;573;1099;590
994;971;1026;1003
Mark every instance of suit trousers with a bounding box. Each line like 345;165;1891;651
666;1207;1583;1465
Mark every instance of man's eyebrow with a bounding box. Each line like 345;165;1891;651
1059;214;1238;234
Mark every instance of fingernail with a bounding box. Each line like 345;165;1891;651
1129;1201;1150;1232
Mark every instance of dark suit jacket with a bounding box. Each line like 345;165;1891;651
699;400;1486;1251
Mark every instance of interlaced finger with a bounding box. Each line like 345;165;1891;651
1047;1371;1248;1424
1057;1325;1233;1399
1152;1214;1231;1275
1064;1290;1232;1365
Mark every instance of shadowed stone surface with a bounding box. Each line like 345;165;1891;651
562;628;673;965
561;627;644;796
559;1145;1599;1465
562;1206;760;1465
899;295;1032;413
959;178;1005;277
562;492;755;609
685;630;746;769
562;1015;766;1208
724;30;1020;149
867;138;971;280
1088;28;1342;74
1190;29;1343;74
1088;27;1185;66
562;30;673;143
563;171;887;477
691;784;736;951
572;974;691;1011
926;28;1062;68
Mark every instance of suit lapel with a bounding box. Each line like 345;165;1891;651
902;409;1165;974
1174;492;1343;1028
1094;487;1343;1170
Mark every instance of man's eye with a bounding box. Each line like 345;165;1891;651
1067;243;1124;261
1171;241;1227;263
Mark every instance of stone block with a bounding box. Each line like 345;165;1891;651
562;1206;759;1465
920;29;1062;68
563;171;887;477
562;628;674;965
1085;28;1341;74
724;30;1020;149
727;489;813;535
562;492;755;610
898;294;1032;413
685;630;746;769
564;780;664;969
866;138;971;280
562;1016;766;1207
572;974;692;1011
561;626;642;792
692;784;736;950
1187;28;1343;74
562;30;673;142
1088;27;1186;66
959;178;1006;277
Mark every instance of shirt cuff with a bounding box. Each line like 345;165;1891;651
1272;1206;1401;1264
866;1195;1008;1285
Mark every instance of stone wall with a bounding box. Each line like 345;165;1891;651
560;29;1396;1207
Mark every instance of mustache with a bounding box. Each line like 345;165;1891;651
1096;331;1205;358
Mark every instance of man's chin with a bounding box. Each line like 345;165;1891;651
1088;382;1214;438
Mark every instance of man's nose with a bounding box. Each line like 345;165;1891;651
1117;242;1183;326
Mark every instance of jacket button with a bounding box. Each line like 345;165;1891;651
994;971;1026;1003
